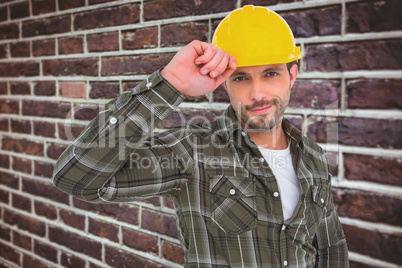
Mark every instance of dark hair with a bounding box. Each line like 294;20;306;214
286;60;299;73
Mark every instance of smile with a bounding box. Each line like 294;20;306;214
250;106;272;114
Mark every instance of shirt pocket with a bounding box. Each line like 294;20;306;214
209;174;257;235
307;180;330;235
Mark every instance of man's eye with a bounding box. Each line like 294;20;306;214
266;72;278;77
234;77;246;82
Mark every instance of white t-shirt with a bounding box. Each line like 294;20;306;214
258;143;300;220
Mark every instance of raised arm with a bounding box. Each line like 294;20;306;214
53;40;236;203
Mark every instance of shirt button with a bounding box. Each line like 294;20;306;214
273;192;279;197
281;225;286;231
259;157;264;163
230;189;236;195
110;117;117;124
241;131;246;136
321;198;325;204
284;260;288;266
146;82;153;88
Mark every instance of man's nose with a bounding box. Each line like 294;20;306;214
249;80;266;102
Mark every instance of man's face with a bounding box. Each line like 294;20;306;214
224;63;298;133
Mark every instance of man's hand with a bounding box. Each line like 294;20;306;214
160;40;237;97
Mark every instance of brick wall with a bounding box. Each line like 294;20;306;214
0;0;401;267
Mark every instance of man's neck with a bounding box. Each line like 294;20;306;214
246;120;288;150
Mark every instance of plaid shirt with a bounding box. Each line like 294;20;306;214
53;70;349;268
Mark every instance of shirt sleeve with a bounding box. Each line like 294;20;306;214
314;174;349;267
52;70;190;203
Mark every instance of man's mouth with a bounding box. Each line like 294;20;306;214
249;106;272;114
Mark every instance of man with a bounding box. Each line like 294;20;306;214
53;5;349;267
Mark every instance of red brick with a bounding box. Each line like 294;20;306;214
22;16;71;37
122;27;158;50
22;255;48;268
0;242;21;265
74;104;100;120
344;154;401;186
0;6;7;22
49;226;102;259
0;82;6;94
343;224;402;265
159;109;223;129
10;42;30;58
308;117;402;149
0;171;19;189
161;22;208;47
144;0;236;21
23;100;71;118
122;228;158;252
46;143;68;160
163;197;174;209
32;39;55;56
143;196;160;207
105;246;159;268
60;82;87;98
12;193;32;212
102;53;173;76
59;0;85;10
10;82;31;95
0;118;8;131
43;58;99;76
32;0;56;15
10;1;30;19
346;79;402;109
305;39;402;71
0;99;19;114
33;121;56;138
59;209;85;230
34;240;58;263
281;6;341;37
0;61;39;77
0;23;19;40
11;119;32;134
13;231;32;251
12;157;32;174
23;178;69;204
122;81;140;91
333;189;402;227
4;209;46;236
0;225;11;241
61;252;86;268
74;4;140;30
58;123;85;141
2;137;43;156
347;0;402;33
88;218;119;242
34;200;57;220
87;32;119;52
290;80;340;109
89;82;120;99
0;44;6;58
0;188;9;204
89;0;114;4
34;161;54;178
73;199;139;225
34;81;56;96
142;209;178;238
162;240;184;264
58;36;84;55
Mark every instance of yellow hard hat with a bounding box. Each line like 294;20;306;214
212;5;302;67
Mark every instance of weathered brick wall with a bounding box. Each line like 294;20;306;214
0;0;401;267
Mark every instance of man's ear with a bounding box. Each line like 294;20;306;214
289;64;298;88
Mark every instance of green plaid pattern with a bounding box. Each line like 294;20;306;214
53;70;349;268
